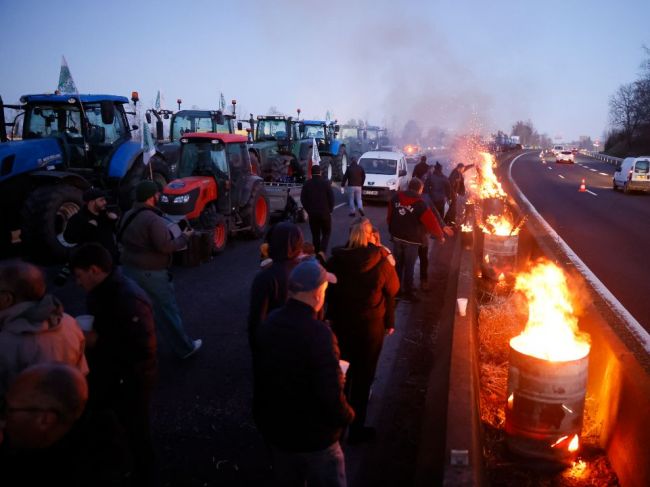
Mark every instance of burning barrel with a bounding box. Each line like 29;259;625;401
505;261;591;464
505;344;588;462
483;233;518;275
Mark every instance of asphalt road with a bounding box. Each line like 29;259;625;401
510;151;650;332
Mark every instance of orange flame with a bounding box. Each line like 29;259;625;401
477;152;507;199
568;434;579;452
481;214;519;236
510;261;591;361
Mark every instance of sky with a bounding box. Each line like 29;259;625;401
1;0;649;142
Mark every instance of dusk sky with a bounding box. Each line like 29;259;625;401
1;0;649;142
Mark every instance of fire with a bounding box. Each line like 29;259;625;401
461;223;473;232
510;261;591;361
568;434;579;452
477;152;507;199
481;214;517;236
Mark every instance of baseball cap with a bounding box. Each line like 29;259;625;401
311;165;321;175
288;259;337;293
83;187;107;202
135;180;161;202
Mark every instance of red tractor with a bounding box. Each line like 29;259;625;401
159;133;270;253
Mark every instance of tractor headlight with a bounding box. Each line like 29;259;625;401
173;194;191;204
160;194;169;203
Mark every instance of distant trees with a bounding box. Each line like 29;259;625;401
509;120;551;148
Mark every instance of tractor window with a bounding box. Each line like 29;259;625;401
303;125;325;139
179;141;229;178
340;128;358;139
257;119;288;141
24;105;82;140
84;103;126;145
227;143;248;181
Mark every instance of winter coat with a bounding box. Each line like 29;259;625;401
412;161;430;181
425;170;451;204
64;206;119;261
449;168;466;196
118;203;189;270
254;299;354;452
325;245;399;327
387;190;444;245
0;295;89;398
300;175;334;217
85;269;157;408
341;163;366;187
248;222;304;348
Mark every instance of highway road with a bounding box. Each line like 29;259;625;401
510;151;650;333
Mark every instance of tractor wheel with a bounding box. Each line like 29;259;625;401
21;184;83;263
332;147;348;181
198;204;228;254
117;155;146;211
249;151;261;176
319;156;334;181
242;183;270;238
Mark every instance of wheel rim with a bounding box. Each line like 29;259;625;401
55;202;81;247
213;223;226;248
255;196;268;227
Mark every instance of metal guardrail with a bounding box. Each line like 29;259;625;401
583;151;622;165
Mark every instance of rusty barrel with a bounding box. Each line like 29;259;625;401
505;345;589;462
482;233;518;274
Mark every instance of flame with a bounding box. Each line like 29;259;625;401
477;152;507;199
498;273;505;282
551;435;569;448
510;261;591;361
461;223;473;232
568;434;579;452
507;393;513;409
481;214;518;236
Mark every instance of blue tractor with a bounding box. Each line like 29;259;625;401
0;93;167;261
301;120;347;181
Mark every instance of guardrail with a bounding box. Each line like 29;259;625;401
583;151;622;165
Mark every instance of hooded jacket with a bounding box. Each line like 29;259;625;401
248;223;304;348
325;245;399;328
0;295;89;398
387;190;444;245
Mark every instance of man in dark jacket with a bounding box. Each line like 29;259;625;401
64;187;119;261
387;178;451;302
300;165;335;255
70;243;157;486
248;222;304;351
412;155;430;181
254;259;353;486
425;162;451;219
341;157;366;217
119;180;201;359
446;162;473;225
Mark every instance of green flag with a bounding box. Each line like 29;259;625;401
57;56;78;94
219;92;226;112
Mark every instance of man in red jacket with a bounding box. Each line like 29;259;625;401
387;178;453;302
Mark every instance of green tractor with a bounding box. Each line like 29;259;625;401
300;120;347;181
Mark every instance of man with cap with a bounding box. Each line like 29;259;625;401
64;187;119;261
300;165;335;255
118;180;202;360
253;259;354;487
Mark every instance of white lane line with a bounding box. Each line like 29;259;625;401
586;189;598;196
509;152;650;352
599;172;609;176
547;166;553;170
558;174;565;179
334;202;346;210
590;168;598;172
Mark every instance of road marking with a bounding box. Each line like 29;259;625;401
586;189;598;196
599;172;609;176
558;174;565;179
590;168;598;172
509;152;650;352
334;202;346;210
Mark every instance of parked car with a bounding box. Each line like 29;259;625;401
359;150;409;202
556;150;574;164
612;156;650;193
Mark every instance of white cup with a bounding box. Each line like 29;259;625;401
76;315;95;332
339;360;350;375
457;298;468;317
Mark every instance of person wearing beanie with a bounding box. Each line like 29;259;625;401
118;180;202;360
300;165;335;255
63;187;119;262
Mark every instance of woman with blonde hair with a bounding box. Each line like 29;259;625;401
325;217;399;444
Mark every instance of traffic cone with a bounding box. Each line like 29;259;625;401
579;178;586;192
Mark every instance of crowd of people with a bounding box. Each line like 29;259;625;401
0;157;468;486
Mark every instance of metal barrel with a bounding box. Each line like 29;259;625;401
505;345;589;462
482;233;518;274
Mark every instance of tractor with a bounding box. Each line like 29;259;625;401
158;133;270;254
247;115;311;182
145;101;242;184
0;92;166;261
365;125;390;151
300;120;347;181
338;124;368;160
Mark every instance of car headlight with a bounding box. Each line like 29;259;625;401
386;179;396;187
173;194;191;204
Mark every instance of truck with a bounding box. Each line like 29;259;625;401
0;92;164;261
158;133;270;254
301;120;347;181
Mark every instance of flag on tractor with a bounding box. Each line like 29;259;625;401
141;116;156;165
155;90;162;110
57;56;78;94
219;92;226;112
311;138;321;166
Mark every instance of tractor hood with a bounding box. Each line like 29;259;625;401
0;138;64;183
160;176;216;219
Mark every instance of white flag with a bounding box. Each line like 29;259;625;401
311;138;321;166
141;114;156;165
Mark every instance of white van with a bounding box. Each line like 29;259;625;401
613;156;650;193
359;151;409;202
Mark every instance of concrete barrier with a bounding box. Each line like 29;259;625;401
437;151;650;487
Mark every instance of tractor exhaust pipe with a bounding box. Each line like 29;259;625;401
0;96;8;142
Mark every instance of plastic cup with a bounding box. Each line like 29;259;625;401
76;315;95;332
457;298;468;317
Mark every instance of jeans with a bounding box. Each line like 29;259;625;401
392;240;419;294
123;267;195;358
270;442;347;487
308;213;332;254
347;186;363;213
